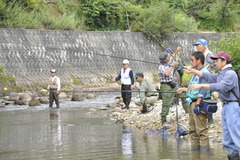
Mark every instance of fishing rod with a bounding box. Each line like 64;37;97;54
117;0;180;62
0;90;179;94
12;72;47;89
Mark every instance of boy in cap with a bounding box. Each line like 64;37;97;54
113;59;134;110
185;51;240;160
47;69;61;108
134;72;158;113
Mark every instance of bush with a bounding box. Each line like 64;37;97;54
210;34;240;70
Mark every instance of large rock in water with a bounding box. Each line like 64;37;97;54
29;98;41;106
39;89;49;96
59;92;68;99
71;87;85;101
39;97;49;104
86;93;95;99
9;92;20;101
20;92;33;103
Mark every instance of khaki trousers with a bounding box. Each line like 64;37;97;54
189;102;209;146
135;96;158;106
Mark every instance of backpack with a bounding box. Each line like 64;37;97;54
233;69;240;105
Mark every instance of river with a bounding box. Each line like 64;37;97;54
0;93;228;160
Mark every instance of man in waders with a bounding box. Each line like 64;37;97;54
186;51;240;160
177;52;211;152
48;69;61;108
113;59;134;110
193;39;216;126
158;49;189;126
134;72;158;113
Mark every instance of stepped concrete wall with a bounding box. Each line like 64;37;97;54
0;28;231;87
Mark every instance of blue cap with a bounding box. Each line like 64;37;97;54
164;48;173;53
193;39;208;46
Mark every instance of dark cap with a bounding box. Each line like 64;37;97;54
135;72;144;79
50;69;57;73
210;51;231;62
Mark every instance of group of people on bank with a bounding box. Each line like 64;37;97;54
113;39;240;160
47;38;239;160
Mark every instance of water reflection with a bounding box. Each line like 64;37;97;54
121;126;133;158
49;109;62;150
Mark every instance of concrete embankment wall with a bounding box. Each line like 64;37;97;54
0;28;230;87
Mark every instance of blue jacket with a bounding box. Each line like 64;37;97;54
202;65;239;102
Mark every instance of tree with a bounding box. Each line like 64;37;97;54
81;0;123;30
132;2;174;39
210;34;240;70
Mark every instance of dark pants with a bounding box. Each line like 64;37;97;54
121;84;132;107
49;89;60;108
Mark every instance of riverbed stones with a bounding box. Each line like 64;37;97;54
59;92;68;99
86;93;95;99
39;89;49;96
71;87;85;101
39;97;49;104
29;98;41;106
111;99;224;144
8;92;20;101
19;92;33;103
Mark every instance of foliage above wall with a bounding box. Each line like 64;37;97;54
0;0;239;37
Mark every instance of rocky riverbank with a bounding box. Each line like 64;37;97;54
110;97;224;144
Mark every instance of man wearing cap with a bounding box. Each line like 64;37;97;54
185;51;240;160
177;51;211;152
134;72;158;113
193;39;215;73
113;59;134;110
48;69;61;108
158;49;189;126
193;39;216;126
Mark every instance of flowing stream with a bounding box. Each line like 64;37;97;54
0;93;227;160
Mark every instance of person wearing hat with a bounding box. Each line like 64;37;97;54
177;51;211;152
134;72;158;113
113;59;134;110
193;39;215;73
185;51;240;160
158;49;189;126
47;69;61;108
193;39;216;126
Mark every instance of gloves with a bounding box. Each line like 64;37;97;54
194;105;200;114
194;104;207;114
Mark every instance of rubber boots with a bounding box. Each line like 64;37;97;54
228;153;239;160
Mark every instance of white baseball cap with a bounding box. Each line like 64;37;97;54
50;69;57;73
122;59;129;64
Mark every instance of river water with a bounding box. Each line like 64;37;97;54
0;93;228;160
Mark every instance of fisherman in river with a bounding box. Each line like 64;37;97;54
185;51;240;160
134;72;158;113
113;59;134;110
47;69;61;108
158;48;189;126
193;39;216;126
177;51;211;152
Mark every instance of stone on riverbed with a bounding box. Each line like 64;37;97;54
29;98;41;106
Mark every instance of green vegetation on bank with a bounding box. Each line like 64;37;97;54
0;0;239;38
